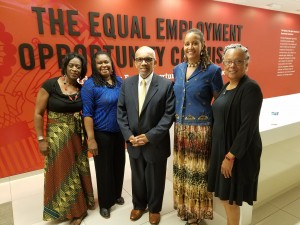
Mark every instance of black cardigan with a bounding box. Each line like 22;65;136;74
218;75;263;184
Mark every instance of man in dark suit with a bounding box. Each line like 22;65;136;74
117;46;175;225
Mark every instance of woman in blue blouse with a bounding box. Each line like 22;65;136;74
81;51;125;219
173;28;223;225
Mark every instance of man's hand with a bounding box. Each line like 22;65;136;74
129;134;149;147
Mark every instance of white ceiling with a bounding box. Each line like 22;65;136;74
214;0;300;15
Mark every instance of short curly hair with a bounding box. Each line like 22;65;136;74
222;43;250;62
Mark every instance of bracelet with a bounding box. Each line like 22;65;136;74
37;136;44;141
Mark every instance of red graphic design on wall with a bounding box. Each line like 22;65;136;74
0;0;299;177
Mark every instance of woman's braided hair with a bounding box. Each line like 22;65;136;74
183;28;212;71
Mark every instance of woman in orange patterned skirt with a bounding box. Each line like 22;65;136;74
34;52;95;225
173;28;223;225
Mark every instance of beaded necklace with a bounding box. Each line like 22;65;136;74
187;61;201;67
62;76;79;101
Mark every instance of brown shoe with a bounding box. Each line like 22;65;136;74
130;209;145;221
149;212;160;225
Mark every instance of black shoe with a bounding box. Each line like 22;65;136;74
100;208;110;219
116;197;125;205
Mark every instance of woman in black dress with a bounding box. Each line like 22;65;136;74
208;44;263;225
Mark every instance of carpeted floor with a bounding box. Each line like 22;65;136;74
0;202;14;225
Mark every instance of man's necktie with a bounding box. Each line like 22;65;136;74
139;79;147;116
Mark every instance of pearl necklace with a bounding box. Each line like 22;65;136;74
187;61;200;67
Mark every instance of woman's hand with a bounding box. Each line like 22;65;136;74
221;158;234;178
87;138;98;156
38;140;49;156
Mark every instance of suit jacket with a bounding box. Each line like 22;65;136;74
117;74;175;163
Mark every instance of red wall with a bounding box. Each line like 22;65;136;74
0;0;300;177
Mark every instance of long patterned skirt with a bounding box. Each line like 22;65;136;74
43;111;95;221
173;123;213;221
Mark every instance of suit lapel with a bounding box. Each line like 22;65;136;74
140;74;159;115
180;62;202;81
130;76;139;113
188;66;201;80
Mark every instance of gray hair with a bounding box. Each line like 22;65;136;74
222;43;250;62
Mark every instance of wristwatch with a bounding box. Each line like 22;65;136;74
37;136;44;141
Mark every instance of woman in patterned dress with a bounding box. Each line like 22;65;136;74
173;28;223;225
34;52;95;225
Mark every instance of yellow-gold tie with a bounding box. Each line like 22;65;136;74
139;79;147;116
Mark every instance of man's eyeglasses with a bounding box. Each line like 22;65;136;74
223;60;245;66
135;57;154;63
